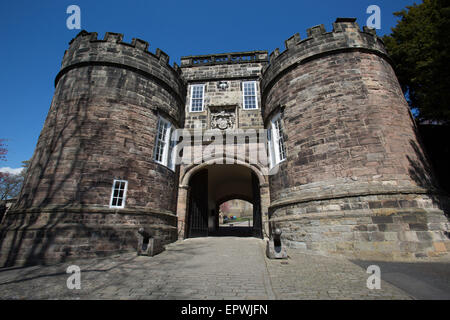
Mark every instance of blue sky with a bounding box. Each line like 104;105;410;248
0;0;416;171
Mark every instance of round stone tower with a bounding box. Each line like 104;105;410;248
262;18;449;259
0;31;185;266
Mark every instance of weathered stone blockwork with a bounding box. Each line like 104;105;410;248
271;194;450;259
181;52;267;130
0;208;176;266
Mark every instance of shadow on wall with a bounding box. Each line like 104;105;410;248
407;124;450;217
0;68;141;267
417;125;450;195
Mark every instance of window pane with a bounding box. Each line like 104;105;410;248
269;114;286;165
275;118;286;161
191;85;204;111
243;81;257;109
110;180;127;208
167;128;176;170
154;118;169;163
154;116;176;169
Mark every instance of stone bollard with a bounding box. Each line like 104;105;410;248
137;227;164;256
266;227;287;259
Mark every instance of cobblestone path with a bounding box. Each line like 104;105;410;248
0;237;413;299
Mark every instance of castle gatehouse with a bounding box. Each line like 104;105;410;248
1;18;449;267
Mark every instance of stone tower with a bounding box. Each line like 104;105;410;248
1;18;449;267
0;31;184;266
262;18;449;259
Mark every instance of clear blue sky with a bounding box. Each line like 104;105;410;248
0;0;416;170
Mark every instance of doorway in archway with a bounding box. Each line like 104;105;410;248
214;199;254;237
186;164;263;238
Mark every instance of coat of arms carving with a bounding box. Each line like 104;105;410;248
210;110;235;130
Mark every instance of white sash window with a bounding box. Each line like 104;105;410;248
267;112;286;168
110;180;128;208
190;84;205;112
242;81;258;110
154;116;176;171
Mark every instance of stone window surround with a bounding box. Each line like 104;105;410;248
109;179;128;209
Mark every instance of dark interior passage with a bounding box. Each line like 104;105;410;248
187;164;262;238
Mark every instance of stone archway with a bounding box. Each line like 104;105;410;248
176;159;270;239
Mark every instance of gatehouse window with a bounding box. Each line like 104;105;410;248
267;112;286;168
242;81;258;110
190;84;205;112
154;116;176;171
110;179;128;208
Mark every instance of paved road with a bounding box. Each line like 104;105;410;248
0;236;440;300
352;259;450;300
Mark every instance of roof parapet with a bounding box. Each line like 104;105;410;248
306;24;326;38
156;48;169;64
104;32;123;43
269;48;280;61
67;31;176;68
284;33;300;50
332;17;360;32
180;51;268;67
131;38;149;51
261;17;388;93
362;26;377;36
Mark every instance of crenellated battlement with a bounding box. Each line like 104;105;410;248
58;30;186;118
66;30;178;70
261;18;387;94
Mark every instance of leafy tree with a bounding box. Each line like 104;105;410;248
382;0;450;124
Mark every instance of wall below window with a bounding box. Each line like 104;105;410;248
418;124;450;195
0;206;177;267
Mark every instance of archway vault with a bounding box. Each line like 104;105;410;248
176;159;270;240
179;156;269;188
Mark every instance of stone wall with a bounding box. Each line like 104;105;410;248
180;51;267;130
271;193;450;259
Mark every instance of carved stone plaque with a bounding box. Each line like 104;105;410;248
210;107;236;130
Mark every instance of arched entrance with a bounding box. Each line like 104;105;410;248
216;199;254;237
176;161;270;239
